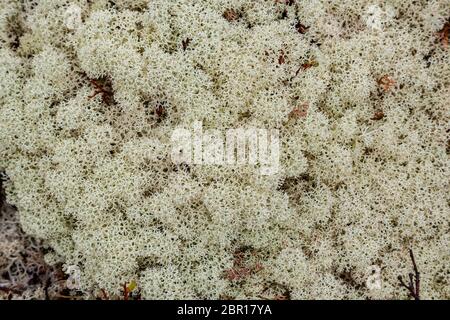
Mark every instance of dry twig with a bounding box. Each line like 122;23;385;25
398;249;420;300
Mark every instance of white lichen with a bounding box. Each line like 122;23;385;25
0;0;449;299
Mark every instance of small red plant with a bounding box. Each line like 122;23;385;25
295;21;310;34
437;21;450;49
100;288;109;300
260;282;291;300
371;110;384;121
290;60;318;81
122;280;138;300
378;75;396;91
88;78;114;105
123;283;130;300
301;60;318;70
223;9;240;22
154;102;167;123
97;281;140;300
224;249;263;281
289;102;309;119
273;293;289;300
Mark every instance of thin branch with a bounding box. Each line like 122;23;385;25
398;249;420;300
409;249;420;299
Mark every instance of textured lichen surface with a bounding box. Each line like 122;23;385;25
0;0;449;299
